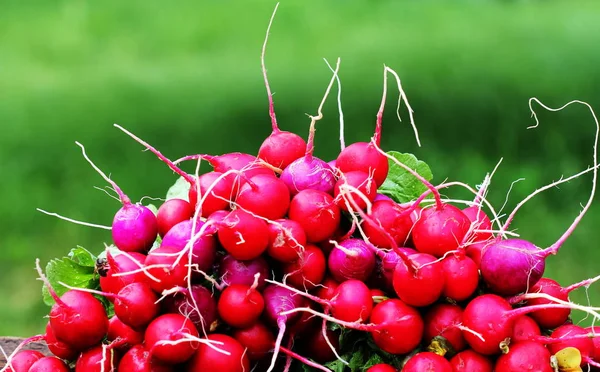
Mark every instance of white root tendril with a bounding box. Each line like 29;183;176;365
383;66;421;147
35;208;112;230
324;58;345;151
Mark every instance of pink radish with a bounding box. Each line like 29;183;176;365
157;198;194;237
218;209;270;260
494;341;553;372
163;285;218;333
28;357;70;372
449;350;493;372
186;334;250;372
288;189;341;243
99;251;148;298
327;238;376;283
160;218;217;275
402;351;452;371
219;255;269;290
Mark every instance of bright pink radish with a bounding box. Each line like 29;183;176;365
547;324;594;364
303;328;340;363
5;350;44;372
232;322;275;361
328;238;376;282
462;294;515;355
280;157;336;195
336;142;389;187
374;193;392;202
144;245;189;293
218;283;264;328
75;345;118;372
157;199;193;237
423;303;466;352
144;313;199;364
219;255;269;290
282;244;326;290
112;202;158;253
449;350;493;372
495;341;552;372
193;171;237;217
525;278;570;329
236;173;290;220
288;189;341;242
113;282;160;330
160;219;217;274
393;253;445;307
402;351;452;371
107;316;144;352
267;219;306;263
366;364;397;372
118;345;173;372
587;326;600;361
369;299;423;355
218;209;270;260
28;357;70;372
163;285;218;333
44;322;77;360
462;205;493;242
334;171;377;211
99;251;147;297
441;254;479;301
512;315;541;343
186;334;250;372
258;130;307;169
363;200;413;249
203;152;273;178
412;204;471;258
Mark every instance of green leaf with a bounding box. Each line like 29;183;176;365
67;246;97;267
166;176;190;201
378;151;434;203
362;354;385;371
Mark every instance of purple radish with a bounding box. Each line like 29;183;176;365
328;238;376;282
160;218;217;275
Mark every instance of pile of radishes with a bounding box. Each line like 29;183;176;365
5;6;600;371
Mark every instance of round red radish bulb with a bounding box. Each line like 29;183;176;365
336;142;389;187
258;130;307;169
411;204;471;258
288;189;341;243
441;253;479;302
282;244;326;290
144;245;189;294
156;198;193;237
315;276;339;302
113;282;160;330
218;209;270;260
403;351;452;371
29;357;70;372
393;253;445;307
5;350;44;372
163;285;218;333
232;322;275;361
44;322;77;361
363;200;413;249
186;334;250;372
369;299;423;355
144;313;199;364
218;284;264;328
107;316;144;352
267;219;306;263
525;278;570;329
366;364;397;372
334;170;377;211
303;328;340;363
75;345;118;372
236;173;290;220
547;324;595;365
512;315;541;343
99;251;147;298
328;279;373;322
494;341;553;372
462;205;493;242
449;350;493;372
423;303;467;352
118;345;173;372
462;294;515;355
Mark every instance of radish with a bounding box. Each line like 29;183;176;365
99;251;148;298
118;345;173;372
144;313;200;364
75;345;118;372
288;189;341;243
160;218;217;274
107;316;144;352
163;285;218;333
314;276;339;301
144;245;189;294
369;299;423;355
267;219;306;263
366;365;397;372
194;171;238;217
186;334;250;372
232;322;275;361
334;170;377;211
303;328;340;363
112;282;160;330
465;238;497;268
441;253;479;302
494;341;553;372
218;283;265;328
236;173;290;220
218;209;270;260
363;200;413;249
282;244;326;290
393;252;445;307
219;255;269;290
28;357;70;372
76;141;158;253
511;315;541;343
402;351;452;371
547;324;594;366
44;321;77;360
462;205;493;243
411;203;471;258
327;238;376;282
587;325;600;362
157;198;194;237
524;278;571;329
423;303;466;353
5;350;44;372
449;350;493;372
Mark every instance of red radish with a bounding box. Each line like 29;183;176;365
258;130;307;169
315;276;339;302
144;313;199;364
118;345;173;372
218;283;265;328
369;299;423;355
547;324;594;365
287;301;321;339
201;152;273;178
163;285;218;333
157;198;194;237
402;351;452;371
194;171;237;217
218;209;270;260
462;205;493;242
160;219;217;275
512;315;541;343
393;253;445;307
107;316;144;352
494;341;553;372
363;200;413;249
334;170;377;211
366;364;397;372
371;288;387;303
99;251;148;298
28;357;70;372
465;238;497;268
412;204;471;258
423;303;466;352
328;238;376;283
303;328;340;363
232;322;275;361
441;253;479;302
5;350;44;372
144;245;189;294
288;189;341;243
219;255;269;290
374;249;415;292
236;173;290;220
587;325;600;361
282;244;326;290
112;282;160;330
75;345;118;372
524;278;570;329
44;322;77;360
336;142;389;187
449;350;493;372
186;334;250;372
267;219;306;263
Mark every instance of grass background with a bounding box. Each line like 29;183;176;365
1;0;600;336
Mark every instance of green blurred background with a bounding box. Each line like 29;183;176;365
2;0;600;336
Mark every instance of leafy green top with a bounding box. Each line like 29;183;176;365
377;151;433;203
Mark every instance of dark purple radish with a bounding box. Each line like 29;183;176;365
218;283;264;328
494;341;553;372
107;316;144;352
76;141;158;253
218;209;270;260
336;142;389;188
99;251;148;298
449;350;493;372
512;315;541;343
75;345;118;372
369;299;424;355
282;244;326;290
5;350;44;372
403;352;452;372
144;313;199;364
118;345;173;372
157;199;194;238
232;322;275;361
44;322;77;360
547;325;595;365
193;171;238;217
163;285;218;334
441;253;479;302
393;253;445;307
160;219;217;274
363;200;413;249
267;219;306;263
112;282;160;330
219;255;269;290
334;170;377;211
186;333;251;372
462;205;493;243
258;130;307;170
236;173;290;220
288;189;341;243
327;238;376;282
29;357;71;372
423;303;466;353
524;278;571;329
144;245;189;294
